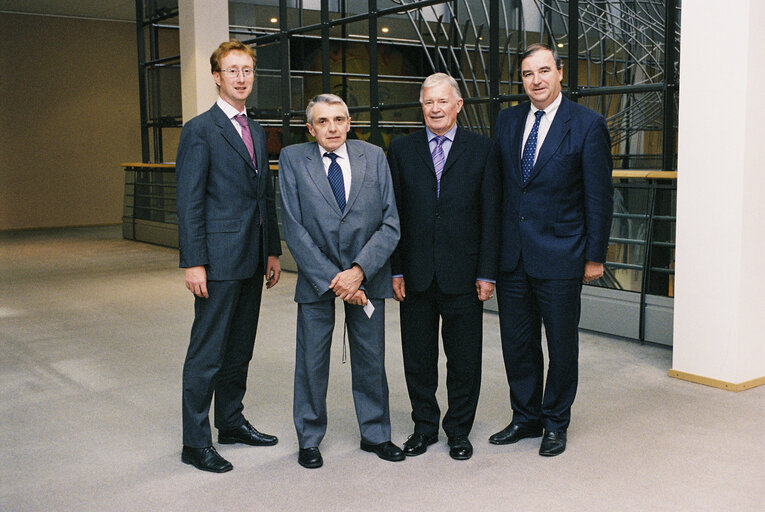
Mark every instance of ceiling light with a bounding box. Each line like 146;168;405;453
557;43;564;48
381;27;390;33
270;17;278;23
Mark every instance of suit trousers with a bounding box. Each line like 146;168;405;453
293;298;391;449
496;260;582;433
400;280;483;438
182;272;264;448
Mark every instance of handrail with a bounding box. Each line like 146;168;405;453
123;163;678;180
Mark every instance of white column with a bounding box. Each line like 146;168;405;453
178;0;229;122
672;0;765;390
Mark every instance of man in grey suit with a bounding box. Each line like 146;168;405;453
279;94;403;469
176;40;282;473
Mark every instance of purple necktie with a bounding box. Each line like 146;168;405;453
234;114;258;173
431;135;446;197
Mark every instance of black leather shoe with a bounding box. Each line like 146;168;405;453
218;421;278;446
447;435;473;460
298;447;323;469
181;445;233;473
402;432;438;456
539;431;567;457
360;441;405;462
488;423;543;445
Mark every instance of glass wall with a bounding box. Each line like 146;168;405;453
134;0;680;342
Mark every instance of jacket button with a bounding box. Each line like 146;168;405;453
520;216;526;221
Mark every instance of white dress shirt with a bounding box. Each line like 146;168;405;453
216;97;248;137
521;92;563;166
318;142;352;201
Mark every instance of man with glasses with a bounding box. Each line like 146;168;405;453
176;40;282;473
279;94;403;469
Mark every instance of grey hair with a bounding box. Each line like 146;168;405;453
419;73;462;103
305;94;350;125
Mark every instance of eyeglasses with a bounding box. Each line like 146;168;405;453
221;67;254;78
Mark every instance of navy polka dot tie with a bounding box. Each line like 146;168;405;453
521;110;545;183
325;152;346;212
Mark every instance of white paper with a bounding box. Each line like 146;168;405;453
363;300;375;318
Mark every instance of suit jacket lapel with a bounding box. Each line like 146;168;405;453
212;104;257;174
414;130;436;175
441;127;467;176
305;144;344;215
510;105;529;187
527;97;571;184
345;141;366;215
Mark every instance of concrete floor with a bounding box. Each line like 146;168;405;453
1;226;763;511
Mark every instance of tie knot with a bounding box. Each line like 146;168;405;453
534;110;544;121
432;135;446;146
234;113;248;127
324;152;339;162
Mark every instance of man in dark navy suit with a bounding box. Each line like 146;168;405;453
491;44;613;456
176;40;282;473
388;73;500;461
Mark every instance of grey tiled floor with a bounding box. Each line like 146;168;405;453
1;226;763;511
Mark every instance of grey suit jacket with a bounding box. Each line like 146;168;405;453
279;139;400;303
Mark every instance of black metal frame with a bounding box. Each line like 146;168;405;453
132;0;680;342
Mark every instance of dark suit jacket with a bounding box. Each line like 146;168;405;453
389;127;501;295
278;139;400;303
495;96;614;280
176;103;281;280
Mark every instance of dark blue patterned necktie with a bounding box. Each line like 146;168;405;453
325;152;346;212
521;110;545;182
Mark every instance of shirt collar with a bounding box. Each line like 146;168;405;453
425;123;458;143
319;142;349;160
217;96;247;119
530;92;562;118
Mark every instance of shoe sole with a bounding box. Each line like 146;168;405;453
539;446;566;457
181;454;233;473
298;458;323;469
449;451;473;461
403;436;438;457
488;431;542;445
218;435;278;446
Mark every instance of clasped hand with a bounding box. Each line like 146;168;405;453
330;265;367;306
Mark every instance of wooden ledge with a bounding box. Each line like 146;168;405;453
121;162;176;168
613;170;677;180
121;162;279;171
669;370;765;392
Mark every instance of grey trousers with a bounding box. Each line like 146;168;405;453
293;297;391;448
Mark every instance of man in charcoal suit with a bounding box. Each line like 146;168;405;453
388;73;500;461
176;40;281;473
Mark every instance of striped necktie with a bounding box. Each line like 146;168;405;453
432;135;446;197
325;152;346;212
